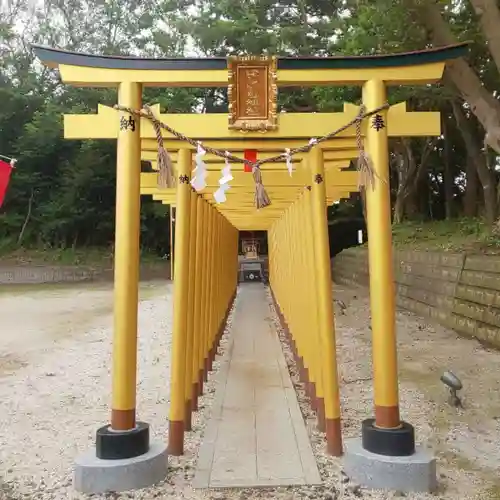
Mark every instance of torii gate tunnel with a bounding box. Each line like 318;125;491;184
34;42;467;479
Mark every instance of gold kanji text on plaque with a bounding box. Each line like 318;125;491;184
228;56;278;131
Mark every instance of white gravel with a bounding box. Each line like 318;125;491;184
0;281;498;500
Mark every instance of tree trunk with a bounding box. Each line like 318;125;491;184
442;115;455;219
392;138;432;222
469;0;500;74
17;189;34;246
464;156;480;217
393;196;404;224
414;0;500;154
392;146;407;223
407;154;430;219
452;100;498;224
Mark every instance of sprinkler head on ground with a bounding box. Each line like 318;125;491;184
440;370;463;408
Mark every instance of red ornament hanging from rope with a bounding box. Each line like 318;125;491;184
243;149;257;173
0;159;14;208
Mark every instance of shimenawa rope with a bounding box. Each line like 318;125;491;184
114;102;388;208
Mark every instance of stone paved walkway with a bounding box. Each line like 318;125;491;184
193;283;321;489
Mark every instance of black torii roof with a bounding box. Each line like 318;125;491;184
32;43;469;71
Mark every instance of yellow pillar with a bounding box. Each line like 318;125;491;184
309;147;343;456
299;191;318;413
198;200;209;392
290;201;305;384
204;206;215;378
363;79;400;429
212;213;222;351
192;196;204;409
168;147;192;456
208;211;220;368
184;190;198;431
111;82;142;431
216;215;225;344
304;187;325;431
219;218;233;340
170;207;175;279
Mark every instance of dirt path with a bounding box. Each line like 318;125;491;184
333;284;500;499
0;281;499;499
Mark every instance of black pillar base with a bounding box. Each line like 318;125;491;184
361;418;415;457
96;422;150;460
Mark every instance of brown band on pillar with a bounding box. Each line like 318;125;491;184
316;397;326;432
303;366;310;388
203;358;209;382
111;408;136;431
198;369;204;395
375;405;401;429
325;418;343;457
191;383;199;411
168;420;184;456
309;382;317;410
184;400;192;431
298;358;305;383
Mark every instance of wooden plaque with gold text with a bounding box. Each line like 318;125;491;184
228;56;278;131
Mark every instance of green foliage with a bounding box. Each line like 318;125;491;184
0;0;499;262
392;218;500;252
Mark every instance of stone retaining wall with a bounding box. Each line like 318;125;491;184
332;247;500;348
0;262;171;285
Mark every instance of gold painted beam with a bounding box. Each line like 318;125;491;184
163;172;310;187
208;196;349;206
59;65;227;88
64;102;440;140
140;170;359;190
145;157;356;170
150;194;300;205
140;183;354;195
277;63;446;86
224;221;279;226
149;190;351;204
51;62;445;88
141;138;358;152
220;212;286;216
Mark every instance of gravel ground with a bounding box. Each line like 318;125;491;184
0;281;499;500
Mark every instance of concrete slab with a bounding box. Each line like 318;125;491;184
193;284;322;489
73;442;168;494
343;437;437;493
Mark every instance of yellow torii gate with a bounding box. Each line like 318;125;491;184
33;43;468;495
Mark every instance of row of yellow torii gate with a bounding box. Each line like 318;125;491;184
34;44;467;464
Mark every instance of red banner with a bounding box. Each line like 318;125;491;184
243;149;257;173
0;159;14;208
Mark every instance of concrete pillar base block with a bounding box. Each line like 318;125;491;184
343;438;437;493
74;442;168;494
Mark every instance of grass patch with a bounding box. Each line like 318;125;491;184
0;245;162;267
391;218;500;253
